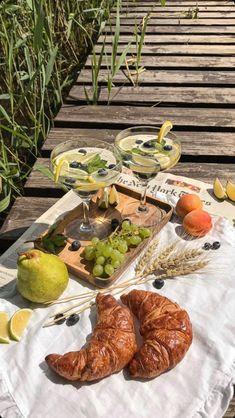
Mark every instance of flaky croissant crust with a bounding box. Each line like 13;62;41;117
121;290;193;379
45;293;137;381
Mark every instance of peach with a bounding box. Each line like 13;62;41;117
183;209;212;237
176;194;203;219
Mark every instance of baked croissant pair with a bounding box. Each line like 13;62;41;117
45;290;193;381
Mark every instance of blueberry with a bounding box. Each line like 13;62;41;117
64;177;76;184
70;161;79;168
212;241;221;250
153;279;165;289
98;168;108;176
111;218;120;231
136;139;143;144
203;242;212;251
54;313;66;325
70;240;81;251
143;140;155;148
78;149;87;154
163;145;173;151
108;164;116;169
66;313;80;326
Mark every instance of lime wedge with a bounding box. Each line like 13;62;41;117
157;120;173;143
9;308;33;342
0;312;10;344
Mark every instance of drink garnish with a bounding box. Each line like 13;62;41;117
157;120;173;143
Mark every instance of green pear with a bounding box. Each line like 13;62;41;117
17;249;69;303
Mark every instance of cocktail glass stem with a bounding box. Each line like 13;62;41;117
80;197;93;232
138;180;149;213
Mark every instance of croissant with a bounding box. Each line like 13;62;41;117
121;289;193;379
45;293;137;381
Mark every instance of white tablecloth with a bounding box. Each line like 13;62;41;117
0;190;235;418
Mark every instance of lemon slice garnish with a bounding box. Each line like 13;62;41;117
157;120;173;143
9;308;33;342
0;312;10;344
226;180;235;202
54;159;69;183
213;178;227;200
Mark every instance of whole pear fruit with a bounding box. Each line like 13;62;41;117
17;249;69;303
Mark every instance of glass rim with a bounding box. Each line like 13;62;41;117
115;125;179;142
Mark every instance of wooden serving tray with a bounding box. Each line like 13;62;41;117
36;184;173;288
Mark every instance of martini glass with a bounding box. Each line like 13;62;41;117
115;125;181;225
50;139;122;241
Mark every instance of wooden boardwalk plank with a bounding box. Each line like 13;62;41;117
122;1;234;4
78;69;235;86
41;128;235;157
94;44;235;55
85;56;235;69
55;105;235;130
0;197;58;251
107;25;235;34
109;19;235;25
68;85;235;106
120;7;235;12
116;12;235;18
98;34;235;44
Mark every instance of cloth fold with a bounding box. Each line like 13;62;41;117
0;189;235;418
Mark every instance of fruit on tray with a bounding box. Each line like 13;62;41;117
108;185;119;206
83;220;151;278
98;187;109;209
0;312;10;344
121;290;192;379
213;177;227;200
9;308;33;341
17;249;69;303
98;185;119;209
176;194;203;219
45;293;137;381
183;209;212;237
226;180;235;202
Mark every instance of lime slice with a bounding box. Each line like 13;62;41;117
139;142;163;155
157;120;173;143
75;181;106;192
0;312;10;344
9;308;33;342
132;154;157;166
117;136;137;152
155;154;171;170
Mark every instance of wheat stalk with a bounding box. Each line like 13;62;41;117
158;249;202;270
135;239;159;275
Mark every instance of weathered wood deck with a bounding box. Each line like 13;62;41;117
0;1;235;415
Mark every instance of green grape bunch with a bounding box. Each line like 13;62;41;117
82;220;151;278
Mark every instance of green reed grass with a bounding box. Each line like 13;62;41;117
0;0;112;215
